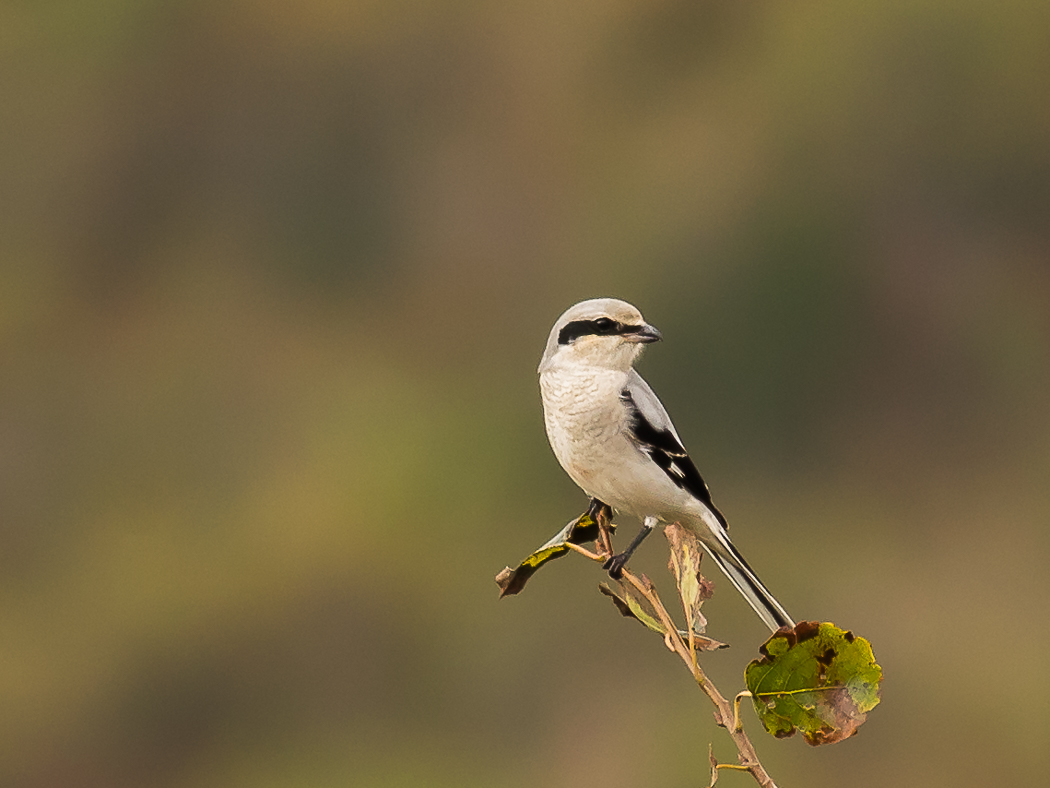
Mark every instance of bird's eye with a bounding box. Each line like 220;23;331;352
557;317;621;345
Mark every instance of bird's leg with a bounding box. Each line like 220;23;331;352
603;516;658;578
568;498;612;547
585;498;611;523
585;498;615;557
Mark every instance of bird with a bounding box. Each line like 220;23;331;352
538;297;794;632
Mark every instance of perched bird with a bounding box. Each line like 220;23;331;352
538;298;794;632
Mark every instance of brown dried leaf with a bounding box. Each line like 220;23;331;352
598;583;667;635
665;522;712;634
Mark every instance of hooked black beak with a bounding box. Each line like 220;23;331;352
624;323;662;344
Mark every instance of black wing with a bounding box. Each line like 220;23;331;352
620;387;730;531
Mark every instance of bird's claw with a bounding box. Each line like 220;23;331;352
604;553;628;579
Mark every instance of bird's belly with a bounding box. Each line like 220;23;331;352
544;418;687;521
545;412;621;495
583;452;692;521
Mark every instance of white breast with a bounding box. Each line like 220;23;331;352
539;366;627;497
539;365;702;522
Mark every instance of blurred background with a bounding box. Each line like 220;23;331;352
2;1;1049;786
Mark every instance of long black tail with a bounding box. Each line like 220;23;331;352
690;510;794;632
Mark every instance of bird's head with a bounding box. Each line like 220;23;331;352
539;298;662;374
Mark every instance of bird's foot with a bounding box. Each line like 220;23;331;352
603;553;629;579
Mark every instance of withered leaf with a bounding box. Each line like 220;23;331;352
599;582;728;650
496;509;606;597
598;582;667;635
665;522;712;634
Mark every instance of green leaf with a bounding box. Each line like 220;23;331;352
744;621;882;745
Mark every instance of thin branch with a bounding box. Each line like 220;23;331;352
733;692;752;733
565;542;604;562
569;539;779;788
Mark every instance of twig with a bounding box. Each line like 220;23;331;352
568;542;779;788
565;542;604;562
733;692;752;733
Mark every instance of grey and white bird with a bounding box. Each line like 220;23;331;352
539;297;794;632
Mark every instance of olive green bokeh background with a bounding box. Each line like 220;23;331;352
3;2;1049;786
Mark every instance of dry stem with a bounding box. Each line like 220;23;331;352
566;539;779;788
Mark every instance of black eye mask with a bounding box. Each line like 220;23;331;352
558;318;645;345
